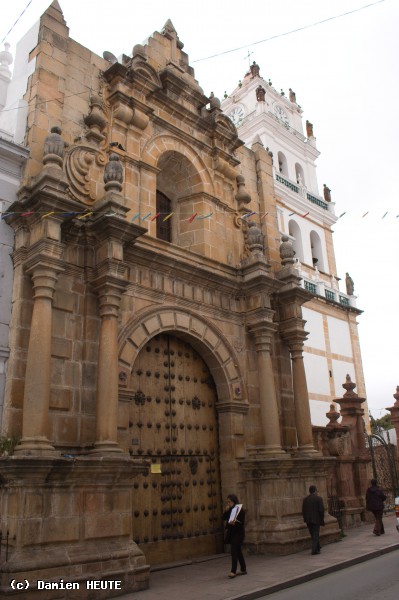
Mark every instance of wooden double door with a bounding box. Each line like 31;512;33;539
129;334;223;564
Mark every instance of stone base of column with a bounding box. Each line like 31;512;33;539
296;444;321;456
13;436;59;457
240;455;341;555
90;441;124;455
0;456;149;599
247;445;290;459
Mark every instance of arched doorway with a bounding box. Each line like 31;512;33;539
126;333;223;564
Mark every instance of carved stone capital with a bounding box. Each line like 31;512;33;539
248;320;277;354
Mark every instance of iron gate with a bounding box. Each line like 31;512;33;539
365;430;399;511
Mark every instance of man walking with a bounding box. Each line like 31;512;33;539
302;485;325;555
366;479;386;536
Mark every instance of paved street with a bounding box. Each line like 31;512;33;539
116;514;399;600
259;549;399;600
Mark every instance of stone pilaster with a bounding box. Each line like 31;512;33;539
14;244;64;455
277;263;317;454
284;330;316;453
248;321;286;457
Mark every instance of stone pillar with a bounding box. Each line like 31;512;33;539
285;333;316;453
249;322;285;456
336;375;367;456
91;278;126;454
386;386;399;459
15;260;63;455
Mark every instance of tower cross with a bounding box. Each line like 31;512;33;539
244;50;254;68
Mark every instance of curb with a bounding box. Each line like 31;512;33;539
225;542;399;600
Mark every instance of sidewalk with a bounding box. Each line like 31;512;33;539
118;515;399;600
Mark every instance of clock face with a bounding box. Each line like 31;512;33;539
274;104;289;126
229;106;245;126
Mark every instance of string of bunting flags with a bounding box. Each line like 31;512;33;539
1;209;398;222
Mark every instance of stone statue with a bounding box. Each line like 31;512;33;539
323;184;331;202
250;61;260;78
306;120;314;138
289;88;296;103
256;85;266;102
345;272;354;296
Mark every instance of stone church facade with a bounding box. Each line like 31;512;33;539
0;3;370;597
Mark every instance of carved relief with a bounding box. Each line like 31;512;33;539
64;93;109;204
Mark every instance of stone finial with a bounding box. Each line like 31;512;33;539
250;61;260;78
209;92;221;109
256;85;266;102
289;88;296;103
235;175;251;209
43;126;65;168
84;94;107;144
104;153;123;192
246;221;263;254
279;235;295;266
393;386;399;406
326;403;340;426
306;120;314;138
0;42;13;76
132;44;146;60
342;374;357;397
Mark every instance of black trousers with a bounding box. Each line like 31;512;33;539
372;510;385;535
307;523;321;554
231;540;246;573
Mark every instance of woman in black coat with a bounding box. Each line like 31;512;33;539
223;494;247;578
366;478;387;535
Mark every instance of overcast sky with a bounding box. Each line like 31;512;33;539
2;0;398;417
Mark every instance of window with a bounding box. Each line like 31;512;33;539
310;230;325;271
288;219;303;261
295;163;305;186
156;191;172;242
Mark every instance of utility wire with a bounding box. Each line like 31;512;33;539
192;0;387;63
1;0;35;45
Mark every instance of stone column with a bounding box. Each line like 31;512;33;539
285;332;316;453
249;322;285;456
91;278;127;454
15;262;62;455
386;387;399;459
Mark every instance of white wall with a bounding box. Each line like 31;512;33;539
303;307;325;351
303;353;330;395
327;316;352;357
331;359;356;397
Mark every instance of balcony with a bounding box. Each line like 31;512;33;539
275;173;329;211
300;273;356;308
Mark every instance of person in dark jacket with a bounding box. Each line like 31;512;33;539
223;494;247;578
366;479;387;535
302;485;325;555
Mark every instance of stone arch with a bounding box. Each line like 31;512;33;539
141;134;214;197
118;305;245;405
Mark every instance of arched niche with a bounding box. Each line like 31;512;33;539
278;151;289;177
310;230;325;271
288;219;304;262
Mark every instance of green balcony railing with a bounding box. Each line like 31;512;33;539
339;295;350;306
325;289;336;302
304;280;317;294
307;193;328;210
276;174;299;193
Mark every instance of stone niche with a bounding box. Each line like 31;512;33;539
241;456;341;555
0;456;150;599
